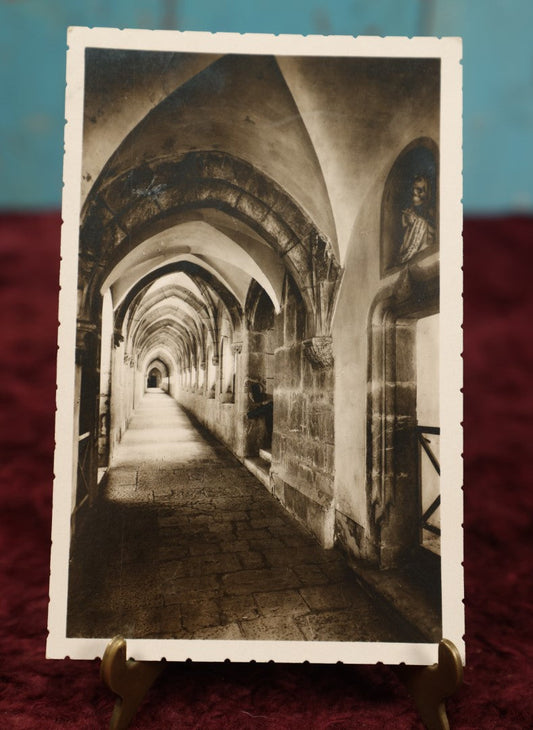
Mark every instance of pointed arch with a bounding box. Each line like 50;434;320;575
80;152;341;340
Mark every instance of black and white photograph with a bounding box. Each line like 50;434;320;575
47;29;463;665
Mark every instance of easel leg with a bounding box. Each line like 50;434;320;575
101;636;165;730
99;636;462;729
401;639;464;730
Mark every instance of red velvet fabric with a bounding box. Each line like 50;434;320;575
1;213;532;728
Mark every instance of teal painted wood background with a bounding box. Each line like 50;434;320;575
1;0;531;212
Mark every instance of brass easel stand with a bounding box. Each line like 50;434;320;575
100;636;164;730
101;636;463;729
400;639;464;730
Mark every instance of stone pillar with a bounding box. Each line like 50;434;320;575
367;301;422;569
378;317;418;568
231;341;245;459
270;282;335;549
75;318;100;509
109;339;123;461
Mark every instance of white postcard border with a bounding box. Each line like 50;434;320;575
47;28;464;666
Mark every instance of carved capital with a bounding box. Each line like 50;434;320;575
303;336;334;369
231;342;243;355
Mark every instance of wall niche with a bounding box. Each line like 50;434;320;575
381;138;439;276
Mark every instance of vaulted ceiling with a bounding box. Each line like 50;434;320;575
81;50;440;375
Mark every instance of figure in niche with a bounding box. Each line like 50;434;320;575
381;140;438;275
398;174;436;264
246;379;273;449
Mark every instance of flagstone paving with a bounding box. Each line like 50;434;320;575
67;391;422;643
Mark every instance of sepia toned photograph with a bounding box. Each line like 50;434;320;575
47;29;463;665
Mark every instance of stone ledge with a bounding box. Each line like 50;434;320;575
244;457;271;490
349;557;442;643
335;513;442;642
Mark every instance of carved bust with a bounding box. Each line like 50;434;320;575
398;175;436;264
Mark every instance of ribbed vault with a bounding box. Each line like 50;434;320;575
72;47;441;573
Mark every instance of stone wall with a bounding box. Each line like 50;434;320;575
177;390;241;457
271;343;335;548
270;280;335;548
332;131;440;568
176;308;244;458
173;276;337;550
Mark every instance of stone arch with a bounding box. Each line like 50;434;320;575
146;359;168;390
139;348;177;386
136;319;196;365
74;153;342;527
245;280;278;393
138;348;178;400
80;151;342;340
245;280;270;330
124;284;211;338
129;305;203;357
243;279;281;458
130;294;208;370
114;261;243;346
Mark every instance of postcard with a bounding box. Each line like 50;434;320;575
47;28;463;665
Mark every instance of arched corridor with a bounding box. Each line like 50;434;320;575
64;43;445;646
68;390;425;642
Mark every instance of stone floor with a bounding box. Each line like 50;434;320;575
67;391;423;643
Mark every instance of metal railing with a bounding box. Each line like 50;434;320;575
417;425;441;540
77;431;91;507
